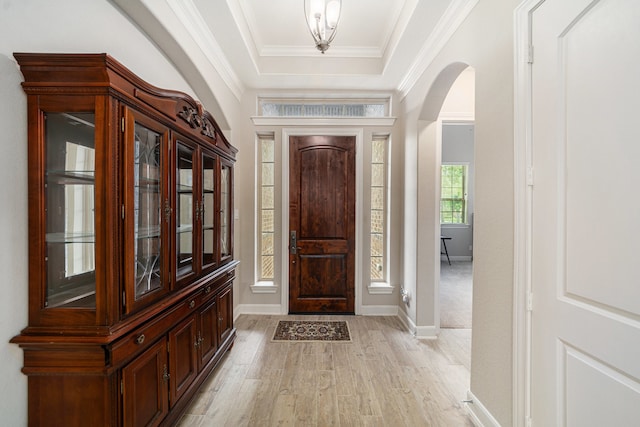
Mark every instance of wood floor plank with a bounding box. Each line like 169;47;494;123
178;315;473;427
270;394;297;426
317;370;340;426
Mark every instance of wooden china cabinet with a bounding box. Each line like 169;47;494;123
11;53;238;427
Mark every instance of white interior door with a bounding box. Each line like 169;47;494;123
530;0;640;425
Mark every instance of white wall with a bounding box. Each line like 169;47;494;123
0;1;227;424
401;0;520;424
440;67;476;121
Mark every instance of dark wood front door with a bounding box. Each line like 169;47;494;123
289;135;355;314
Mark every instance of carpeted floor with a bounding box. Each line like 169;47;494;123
440;261;473;329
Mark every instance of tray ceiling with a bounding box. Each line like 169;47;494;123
113;0;477;96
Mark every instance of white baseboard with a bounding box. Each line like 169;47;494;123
466;390;501;427
235;304;402;319
415;325;438;339
359;305;399;316
396;308;438;338
397;308;416;335
234;304;282;320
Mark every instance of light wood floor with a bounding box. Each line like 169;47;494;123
177;315;473;426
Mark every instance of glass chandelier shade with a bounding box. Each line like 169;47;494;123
304;0;342;53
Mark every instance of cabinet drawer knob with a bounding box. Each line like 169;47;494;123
189;300;196;309
135;334;145;345
205;285;211;294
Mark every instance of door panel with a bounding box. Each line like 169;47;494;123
168;314;197;405
175;140;197;287
530;0;640;425
201;150;217;272
198;297;218;370
123;108;171;314
218;283;233;343
289;135;355;314
121;339;168;427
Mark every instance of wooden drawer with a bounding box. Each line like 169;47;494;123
110;294;202;367
201;269;235;302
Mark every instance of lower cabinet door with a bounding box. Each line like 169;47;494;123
122;339;169;427
198;297;218;370
218;283;233;344
169;314;198;404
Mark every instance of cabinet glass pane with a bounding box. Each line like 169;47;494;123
220;165;231;258
45;113;96;308
134;123;163;299
176;144;194;278
202;154;215;267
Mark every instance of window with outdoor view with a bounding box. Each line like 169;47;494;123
440;164;468;224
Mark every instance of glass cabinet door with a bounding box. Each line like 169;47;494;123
201;152;217;271
176;142;195;283
124;110;170;313
45;112;96;308
220;161;233;263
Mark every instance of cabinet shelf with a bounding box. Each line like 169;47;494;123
177;184;193;193
47;285;96;309
47;170;95;185
135;177;160;188
46;232;95;243
135;226;161;239
177;225;193;233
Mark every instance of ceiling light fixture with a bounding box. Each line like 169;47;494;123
304;0;342;54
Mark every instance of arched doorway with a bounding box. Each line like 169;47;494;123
414;62;474;336
438;69;475;331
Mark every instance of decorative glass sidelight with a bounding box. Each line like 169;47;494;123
370;136;387;281
259;138;275;279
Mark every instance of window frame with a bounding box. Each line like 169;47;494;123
258;97;391;118
367;134;393;295
440;162;469;226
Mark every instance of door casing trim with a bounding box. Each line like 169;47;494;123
514;1;546;426
281;128;363;315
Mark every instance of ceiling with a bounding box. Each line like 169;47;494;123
114;0;477;99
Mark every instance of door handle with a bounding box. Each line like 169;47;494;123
290;231;298;255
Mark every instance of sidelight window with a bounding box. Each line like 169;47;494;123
258;135;275;281
370;135;388;282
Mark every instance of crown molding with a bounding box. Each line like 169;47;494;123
381;0;419;67
167;0;245;101
397;0;480;99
